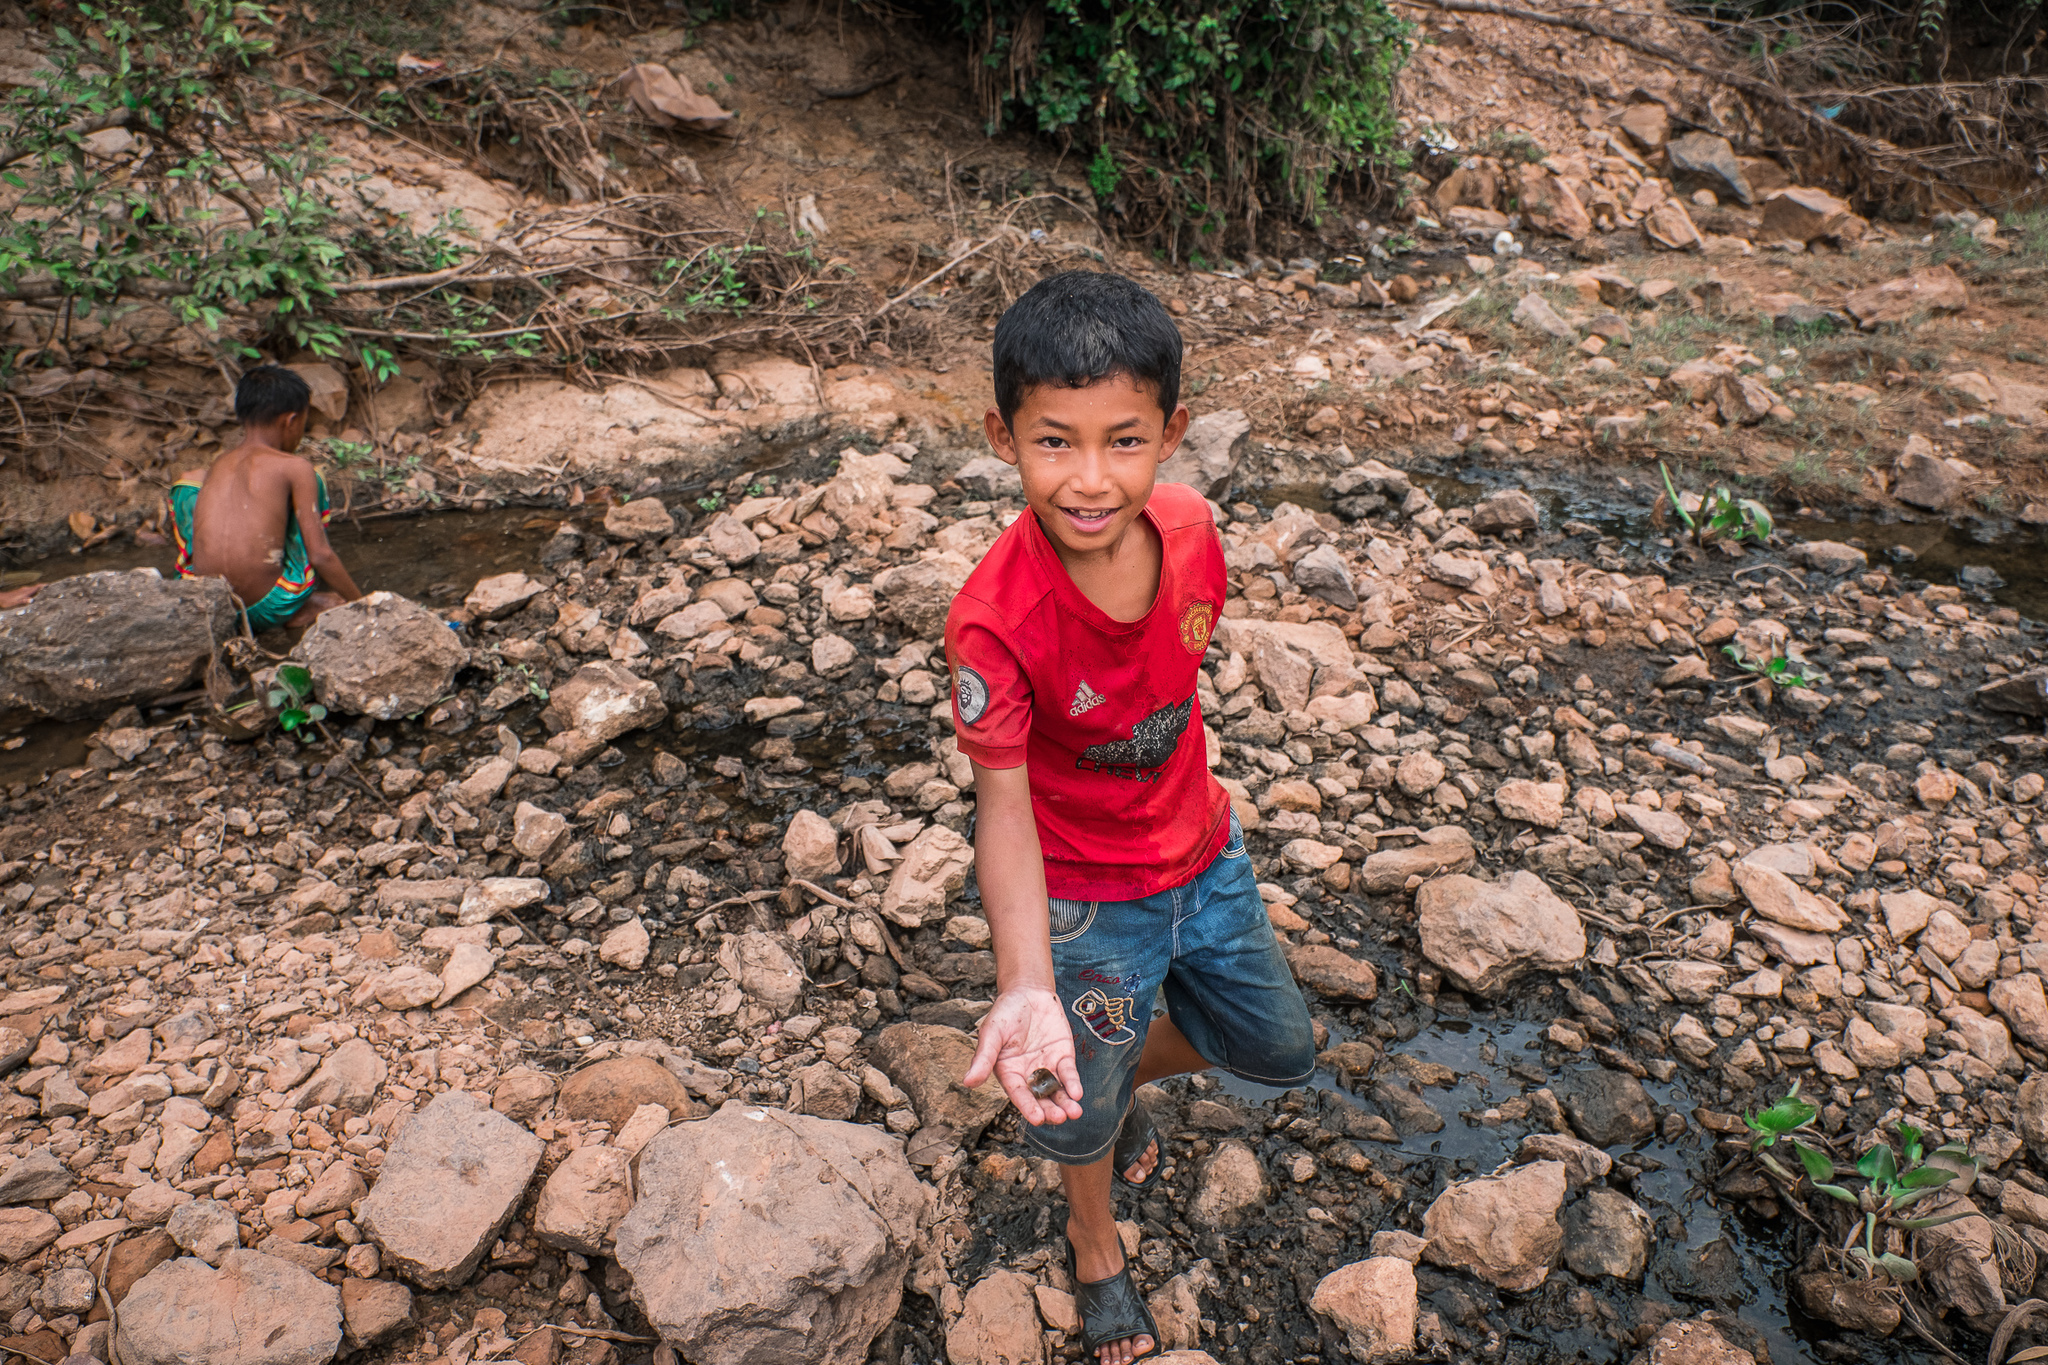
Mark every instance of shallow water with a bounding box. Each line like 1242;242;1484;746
2;505;563;608
1256;462;2048;624
1783;513;2048;620
0;507;565;783
1215;1007;1925;1365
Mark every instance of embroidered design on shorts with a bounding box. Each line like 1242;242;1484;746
1072;987;1138;1046
1076;694;1193;781
1179;599;1217;654
1069;680;1106;717
954;665;990;724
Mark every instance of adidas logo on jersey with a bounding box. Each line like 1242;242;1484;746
1069;680;1106;717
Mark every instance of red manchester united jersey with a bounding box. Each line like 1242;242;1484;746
944;482;1231;901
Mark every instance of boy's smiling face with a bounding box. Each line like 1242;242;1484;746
984;373;1190;564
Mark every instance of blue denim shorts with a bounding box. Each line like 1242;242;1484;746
1024;813;1317;1164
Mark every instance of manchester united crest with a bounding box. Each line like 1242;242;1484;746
1178;599;1216;654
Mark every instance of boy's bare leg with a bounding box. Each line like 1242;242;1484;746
1058;1017;1214;1363
284;591;345;628
1063;1158;1155;1364
1115;1015;1209;1183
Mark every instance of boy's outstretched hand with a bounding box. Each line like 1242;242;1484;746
963;985;1084;1127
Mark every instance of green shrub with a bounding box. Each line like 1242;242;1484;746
953;0;1411;254
0;0;352;356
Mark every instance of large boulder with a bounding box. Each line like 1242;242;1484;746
947;1269;1046;1365
1845;265;1968;330
879;824;974;927
1310;1257;1417;1361
871;553;975;643
615;1104;927;1365
541;660;668;741
1893;445;1966;511
869;1022;1006;1141
1761;187;1861;244
356;1090;544;1289
290;591;467;720
1421;1161;1567;1291
534;1145;635;1255
0;570;237;726
1158;409;1251;499
1665;132;1752;206
1417;870;1586;995
1560;1188;1654;1280
115;1250;343;1365
556;1055;701;1131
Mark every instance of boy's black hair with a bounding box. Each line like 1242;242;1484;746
234;365;313;425
992;271;1181;427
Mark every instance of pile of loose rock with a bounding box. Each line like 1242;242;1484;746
0;429;2044;1365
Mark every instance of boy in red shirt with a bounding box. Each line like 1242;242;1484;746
951;272;1314;1364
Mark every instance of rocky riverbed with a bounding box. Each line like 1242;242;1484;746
0;430;2045;1365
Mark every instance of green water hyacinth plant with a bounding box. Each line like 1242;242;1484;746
1792;1122;1977;1282
1743;1082;1819;1178
1659;462;1774;546
1722;643;1822;689
266;664;326;738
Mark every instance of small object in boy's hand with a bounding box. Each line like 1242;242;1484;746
1028;1068;1062;1100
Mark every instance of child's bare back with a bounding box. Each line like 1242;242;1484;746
168;366;361;631
185;446;322;604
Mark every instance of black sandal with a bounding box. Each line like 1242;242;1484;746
1068;1241;1162;1362
1111;1097;1161;1194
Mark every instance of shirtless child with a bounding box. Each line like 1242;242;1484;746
171;366;363;630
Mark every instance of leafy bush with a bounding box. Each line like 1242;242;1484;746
0;0;351;357
952;0;1411;253
0;0;876;457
